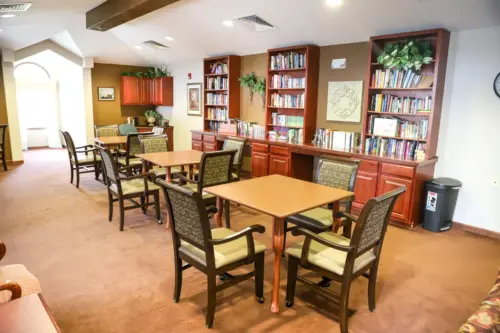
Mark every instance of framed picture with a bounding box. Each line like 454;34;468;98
187;83;202;116
326;81;363;122
98;87;115;101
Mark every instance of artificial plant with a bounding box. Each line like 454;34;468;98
239;72;258;104
144;109;163;125
253;78;266;107
377;39;433;71
120;66;172;78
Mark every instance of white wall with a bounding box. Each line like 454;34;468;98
157;61;204;151
436;26;500;233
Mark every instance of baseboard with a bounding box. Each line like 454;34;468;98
7;160;24;165
453;221;500;241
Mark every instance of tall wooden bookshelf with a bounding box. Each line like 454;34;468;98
203;55;241;131
265;45;320;143
361;29;450;161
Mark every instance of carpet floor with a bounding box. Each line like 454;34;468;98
0;149;499;333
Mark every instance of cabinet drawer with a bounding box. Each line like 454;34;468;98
203;142;217;152
270;145;290;157
252;142;269;153
192;140;203;152
381;163;414;178
203;135;216;143
192;133;202;141
357;159;378;173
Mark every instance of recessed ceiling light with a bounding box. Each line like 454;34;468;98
134;45;143;50
165;36;174;41
222;20;234;27
326;0;342;7
0;14;16;18
0;29;3;32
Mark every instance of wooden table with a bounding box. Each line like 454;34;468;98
204;174;354;314
0;293;61;333
136;150;203;182
92;136;127;147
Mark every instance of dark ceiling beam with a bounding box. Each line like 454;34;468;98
86;0;180;31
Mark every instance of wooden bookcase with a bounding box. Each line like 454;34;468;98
265;45;320;143
203;55;241;132
361;29;450;161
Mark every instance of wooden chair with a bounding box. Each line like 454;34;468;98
222;137;246;181
0;124;7;171
97;146;162;231
118;132;153;174
157;180;266;328
60;131;101;188
139;135;186;181
94;124;119;137
0;241;41;303
284;187;406;333
119;124;138;136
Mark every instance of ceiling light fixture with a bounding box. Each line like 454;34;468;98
326;0;342;7
0;14;16;18
222;20;234;27
134;45;143;50
165;36;174;41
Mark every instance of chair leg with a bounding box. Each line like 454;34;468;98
206;273;217;328
282;220;288;256
254;252;264;303
173;256;182;303
108;192;113;222
119;198;125;231
154;192;162;224
285;256;299;307
140;196;147;214
224;199;230;229
3;156;7;171
70;165;74;184
368;265;379;312
339;280;352;333
76;168;80;188
94;163;99;180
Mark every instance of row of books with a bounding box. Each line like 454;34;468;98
268;129;304;143
269;93;304;108
371;69;434;89
208;62;228;74
270;52;306;70
237;120;256;136
206;93;228;106
270;75;306;89
271;113;304;127
206;77;227;90
207;120;222;132
368;116;429;140
206;108;228;121
365;137;426;161
370;94;432;114
313;129;361;151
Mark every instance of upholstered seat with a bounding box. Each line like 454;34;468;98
180;228;266;269
287;207;333;233
0;264;41;303
73;154;101;164
117;157;142;166
110;179;160;196
150;166;183;176
182;183;214;199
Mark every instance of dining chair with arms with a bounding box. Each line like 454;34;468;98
61;131;100;188
95;124;119;137
157;180;266;328
222;137;246;181
97;146;162;231
118;132;153;175
0;124;7;171
285;187;406;333
119;124;138;136
138;135;185;181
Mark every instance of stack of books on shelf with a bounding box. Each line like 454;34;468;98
206;93;228;106
270;52;306;70
270;75;305;89
208;120;221;132
365;137;426;161
371;69;434;89
271;113;304;127
207;108;228;121
208;62;228;74
313;129;361;151
368;116;428;140
268;128;303;143
251;125;266;139
370;94;432;114
206;77;228;90
270;93;304;108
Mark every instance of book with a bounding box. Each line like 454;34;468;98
313;129;361;151
371;69;434;89
369;116;429;140
270;93;304;108
270;52;306;70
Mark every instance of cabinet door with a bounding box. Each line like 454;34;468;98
353;171;378;209
120;77;140;105
251;152;269;178
192;140;203;151
269;155;290;176
154;77;173;106
203;142;217;152
140;78;153;105
377;175;413;222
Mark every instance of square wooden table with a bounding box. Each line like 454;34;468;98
204;174;354;314
92;136;127;147
136;150;203;182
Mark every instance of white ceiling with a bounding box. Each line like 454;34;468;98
0;0;499;67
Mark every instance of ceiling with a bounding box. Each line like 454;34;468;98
0;0;499;67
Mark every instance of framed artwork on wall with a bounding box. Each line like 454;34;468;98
187;83;202;116
326;81;363;122
98;87;115;101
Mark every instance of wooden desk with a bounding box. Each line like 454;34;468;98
0;293;61;333
92;136;127;146
204;174;353;314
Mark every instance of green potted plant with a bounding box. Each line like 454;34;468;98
253;78;266;107
239;72;258;104
377;39;433;71
144;109;163;126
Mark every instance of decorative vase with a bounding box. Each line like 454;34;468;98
147;117;156;126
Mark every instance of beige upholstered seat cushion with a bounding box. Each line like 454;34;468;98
0;264;41;303
110;179;160;195
180;228;266;268
286;232;375;275
297;207;334;227
117;157;142;166
73;154;101;164
232;172;239;179
150;166;183;176
182;183;214;199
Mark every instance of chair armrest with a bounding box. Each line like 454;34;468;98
335;211;358;222
0;281;22;301
210;225;266;263
76;148;98;156
117;165;140;174
176;174;196;184
118;172;155;182
75;145;94;150
0;241;5;261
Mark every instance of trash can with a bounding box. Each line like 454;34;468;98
423;177;462;232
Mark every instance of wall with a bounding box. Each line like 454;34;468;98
0;59;12;161
240;53;268;124
91;63;152;126
436;27;500;233
2;60;23;161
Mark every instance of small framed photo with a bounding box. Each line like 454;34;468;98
187;83;202;116
98;87;115;101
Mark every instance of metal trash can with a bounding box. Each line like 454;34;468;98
423;177;462;232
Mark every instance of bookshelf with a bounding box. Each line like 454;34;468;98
203;55;241;131
265;44;320;143
361;29;450;161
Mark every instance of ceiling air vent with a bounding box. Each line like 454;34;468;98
0;3;32;12
142;40;170;51
236;15;276;32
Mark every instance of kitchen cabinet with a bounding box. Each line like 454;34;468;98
153;77;174;106
353;171;378;210
120;76;173;106
269;155;290;176
377;174;414;222
120;76;140;105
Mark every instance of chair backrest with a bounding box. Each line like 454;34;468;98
350;187;406;256
197;150;236;192
61;131;78;162
95;125;119;137
126;132;153;158
119;124;138;136
139;135;168;153
314;156;360;192
222;137;246;166
152;127;165;136
0;124;7;146
96;146;119;185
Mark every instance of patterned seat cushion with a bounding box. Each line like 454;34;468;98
110;179;160;195
0;264;41;303
179;228;266;268
150;166;184;176
286;231;375;275
73;154;101;164
232;172;239;179
117;157;142;166
182;183;214;199
288;207;333;229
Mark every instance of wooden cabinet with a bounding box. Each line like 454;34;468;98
377;174;413;222
153;77;173;106
203;142;217;152
120;76;140;105
192;140;203;151
139;78;153;105
251;152;269;178
120;76;173;106
269;155;290;176
353;171;378;209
